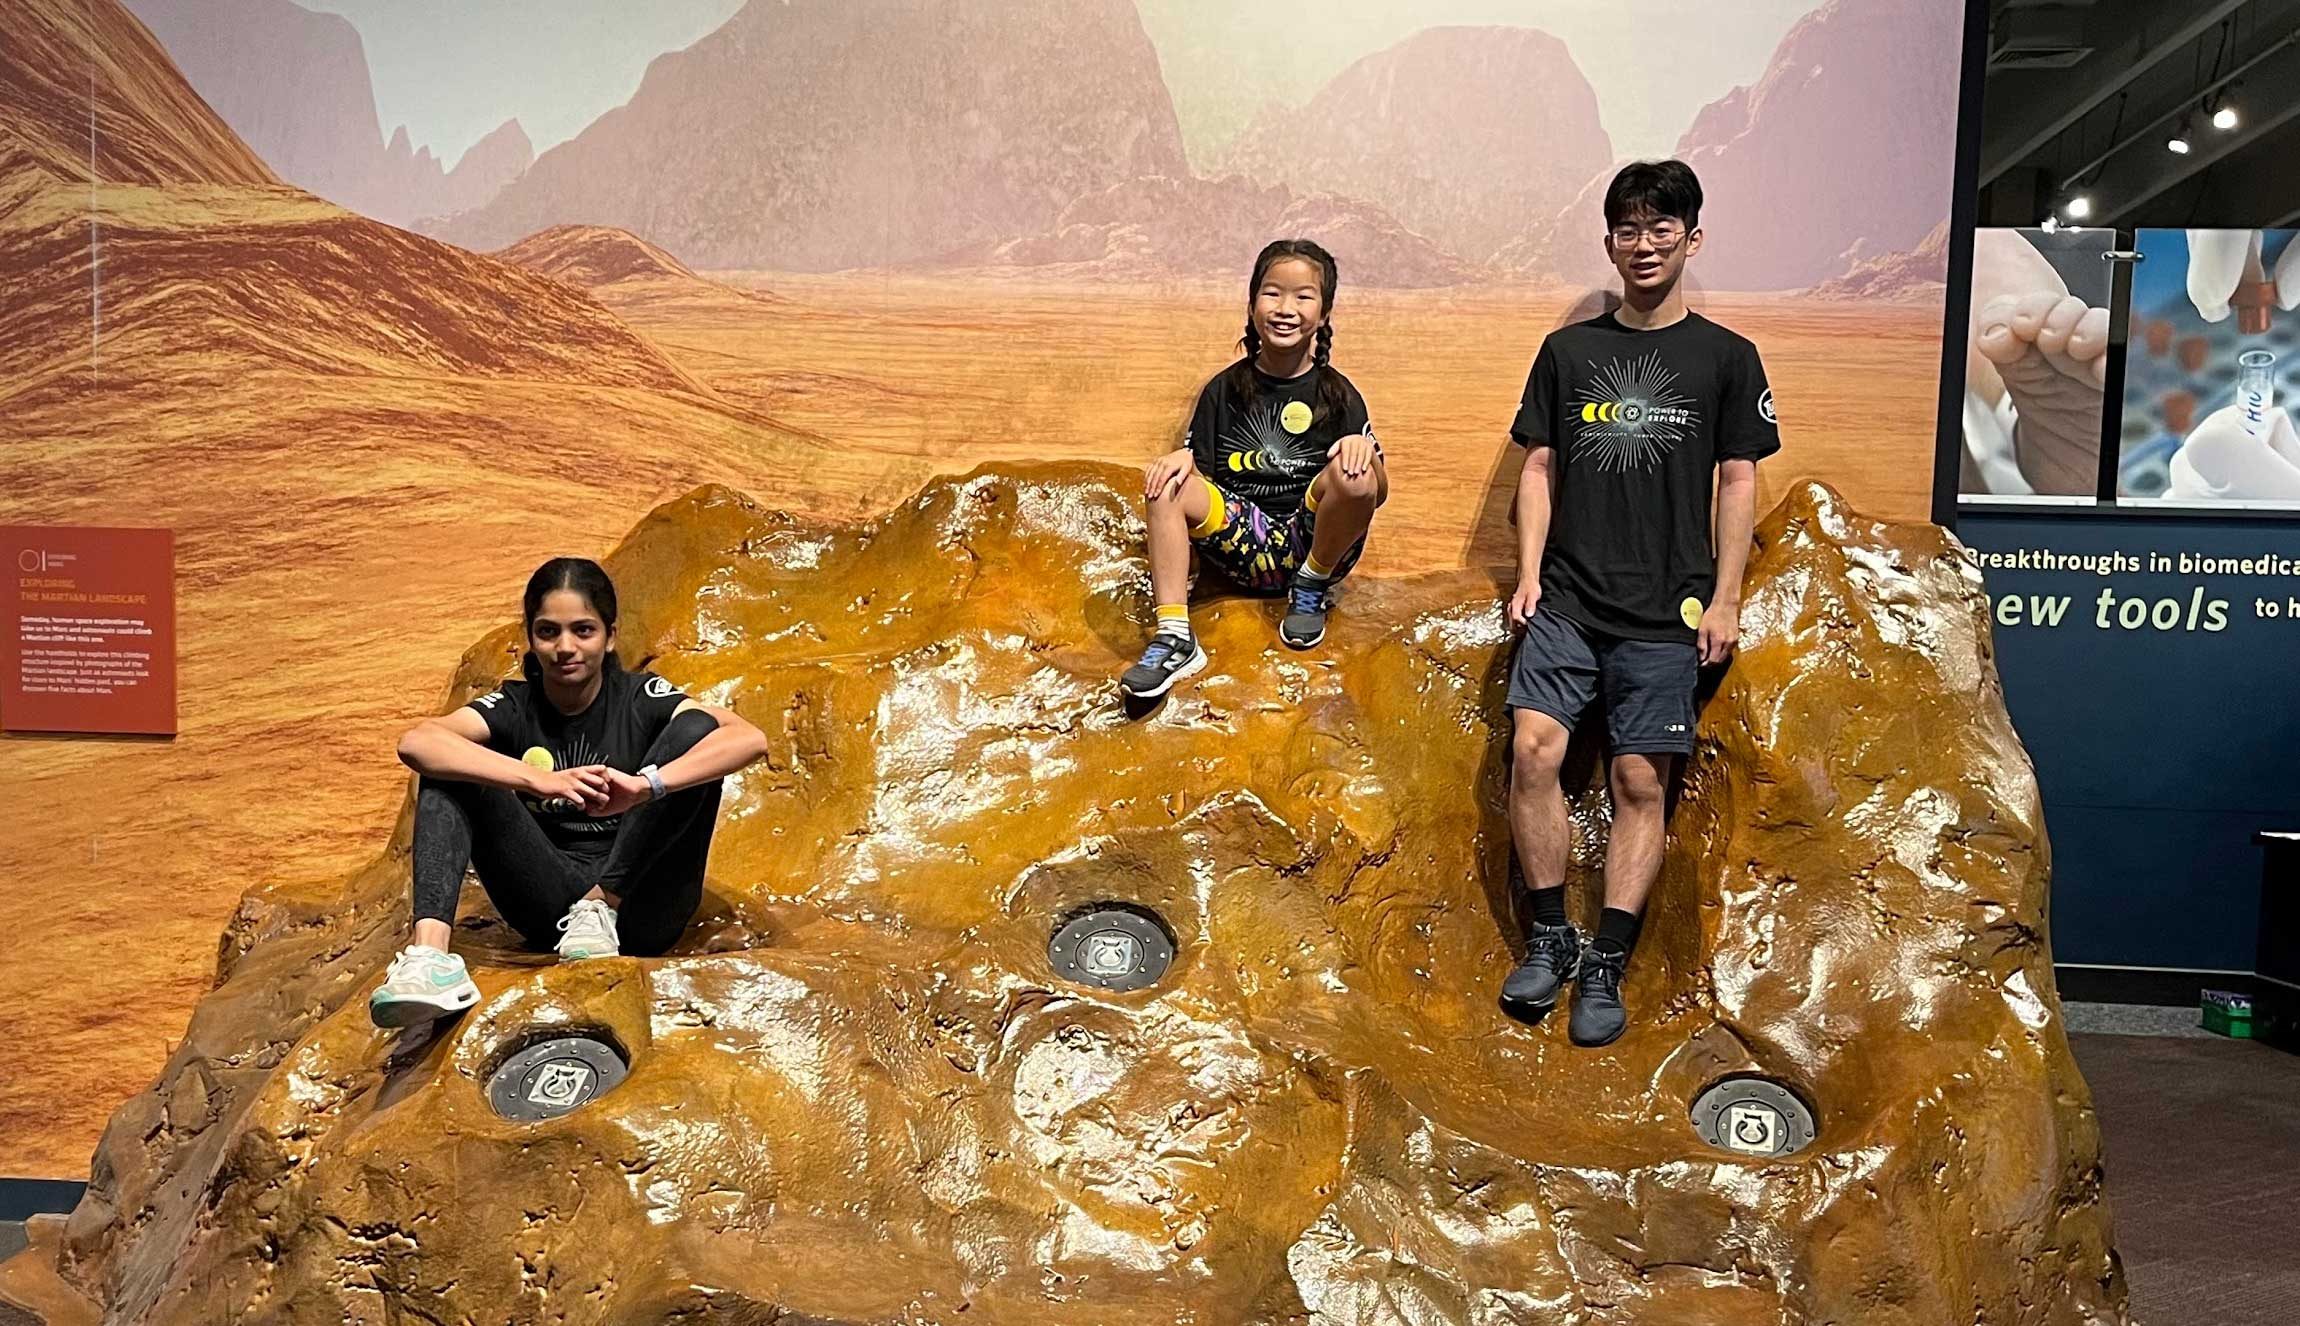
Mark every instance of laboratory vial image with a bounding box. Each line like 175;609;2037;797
2237;348;2277;440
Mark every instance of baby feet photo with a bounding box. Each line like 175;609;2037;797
1962;228;2114;498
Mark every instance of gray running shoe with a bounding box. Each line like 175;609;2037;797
1280;578;1333;649
1120;633;1207;699
1569;944;1630;1047
1499;921;1581;1019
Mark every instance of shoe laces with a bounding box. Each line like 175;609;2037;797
1288;581;1330;616
391;945;452;980
558;899;613;933
1139;635;1182;668
1580;945;1626;996
1526;924;1578;966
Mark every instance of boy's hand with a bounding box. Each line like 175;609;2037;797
1506;581;1541;630
1328;433;1379;479
1698;600;1742;665
1145;448;1196;500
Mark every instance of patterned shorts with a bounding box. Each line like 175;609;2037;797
1190;480;1364;594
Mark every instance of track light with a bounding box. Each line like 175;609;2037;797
2064;195;2093;220
2168;119;2193;154
2213;103;2240;131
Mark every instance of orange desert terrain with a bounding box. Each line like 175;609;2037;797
0;0;1943;1176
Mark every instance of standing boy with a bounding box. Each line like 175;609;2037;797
1499;160;1779;1046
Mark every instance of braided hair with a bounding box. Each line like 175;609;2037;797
1227;239;1353;427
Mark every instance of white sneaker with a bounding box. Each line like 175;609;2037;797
555;897;621;960
368;945;479;1028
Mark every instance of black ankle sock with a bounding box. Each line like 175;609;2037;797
1593;907;1643;957
1527;885;1568;927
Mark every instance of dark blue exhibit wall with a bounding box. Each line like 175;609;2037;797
1960;510;2300;972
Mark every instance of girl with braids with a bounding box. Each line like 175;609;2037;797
1121;239;1387;699
370;557;768;1028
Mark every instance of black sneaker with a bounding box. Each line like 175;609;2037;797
1499;921;1580;1019
1569;944;1629;1047
1119;633;1207;699
1279;577;1333;649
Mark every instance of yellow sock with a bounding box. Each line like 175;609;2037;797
1302;551;1336;580
1154;603;1191;638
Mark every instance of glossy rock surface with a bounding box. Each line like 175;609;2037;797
0;467;2126;1324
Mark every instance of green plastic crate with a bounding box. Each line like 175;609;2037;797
2201;989;2255;1038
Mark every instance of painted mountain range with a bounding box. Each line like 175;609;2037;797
957;174;1472;288
120;0;533;228
1213;26;1612;265
443;0;1188;272
1498;0;1962;290
112;0;1952;292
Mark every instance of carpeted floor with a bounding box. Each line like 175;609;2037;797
2072;1029;2300;1325
2;1026;2292;1323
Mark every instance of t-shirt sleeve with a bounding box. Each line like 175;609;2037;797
1509;341;1560;450
463;682;525;754
1183;378;1222;470
632;671;692;741
1342;377;1373;443
1718;338;1783;463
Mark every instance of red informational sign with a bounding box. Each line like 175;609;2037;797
1;526;177;736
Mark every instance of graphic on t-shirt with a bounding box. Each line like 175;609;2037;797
1219;399;1322;479
519;734;604;816
1570;350;1702;473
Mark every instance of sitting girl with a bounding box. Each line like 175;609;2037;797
1122;239;1388;699
371;557;767;1027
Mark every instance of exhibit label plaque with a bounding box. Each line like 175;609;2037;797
1;526;176;736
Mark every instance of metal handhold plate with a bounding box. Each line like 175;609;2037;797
1048;905;1175;992
486;1036;629;1121
1690;1076;1817;1158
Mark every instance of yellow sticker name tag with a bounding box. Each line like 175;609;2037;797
1680;597;1704;629
1281;400;1313;435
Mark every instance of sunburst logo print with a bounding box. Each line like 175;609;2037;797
1221;399;1316;478
1570;351;1699;473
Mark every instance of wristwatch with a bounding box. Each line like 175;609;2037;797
639;764;667;801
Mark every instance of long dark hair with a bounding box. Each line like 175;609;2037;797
1227;238;1353;427
519;556;621;684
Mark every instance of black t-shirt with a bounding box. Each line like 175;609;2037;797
465;666;690;857
1510;312;1781;642
1186;360;1374;519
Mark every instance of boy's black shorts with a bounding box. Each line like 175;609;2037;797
1506;608;1697;756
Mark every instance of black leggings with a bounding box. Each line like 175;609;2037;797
412;711;723;956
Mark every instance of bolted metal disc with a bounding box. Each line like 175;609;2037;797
1049;905;1175;992
1690;1076;1817;1159
486;1036;628;1122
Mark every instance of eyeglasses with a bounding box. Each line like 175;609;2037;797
1607;223;1688;251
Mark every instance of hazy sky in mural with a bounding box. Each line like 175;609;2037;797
305;0;1820;168
1137;0;1824;165
299;0;745;163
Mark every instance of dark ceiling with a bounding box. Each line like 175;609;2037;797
1981;0;2300;230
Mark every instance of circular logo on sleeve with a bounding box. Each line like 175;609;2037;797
1281;400;1313;434
1758;388;1776;424
644;674;678;699
1679;597;1705;629
521;746;556;771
